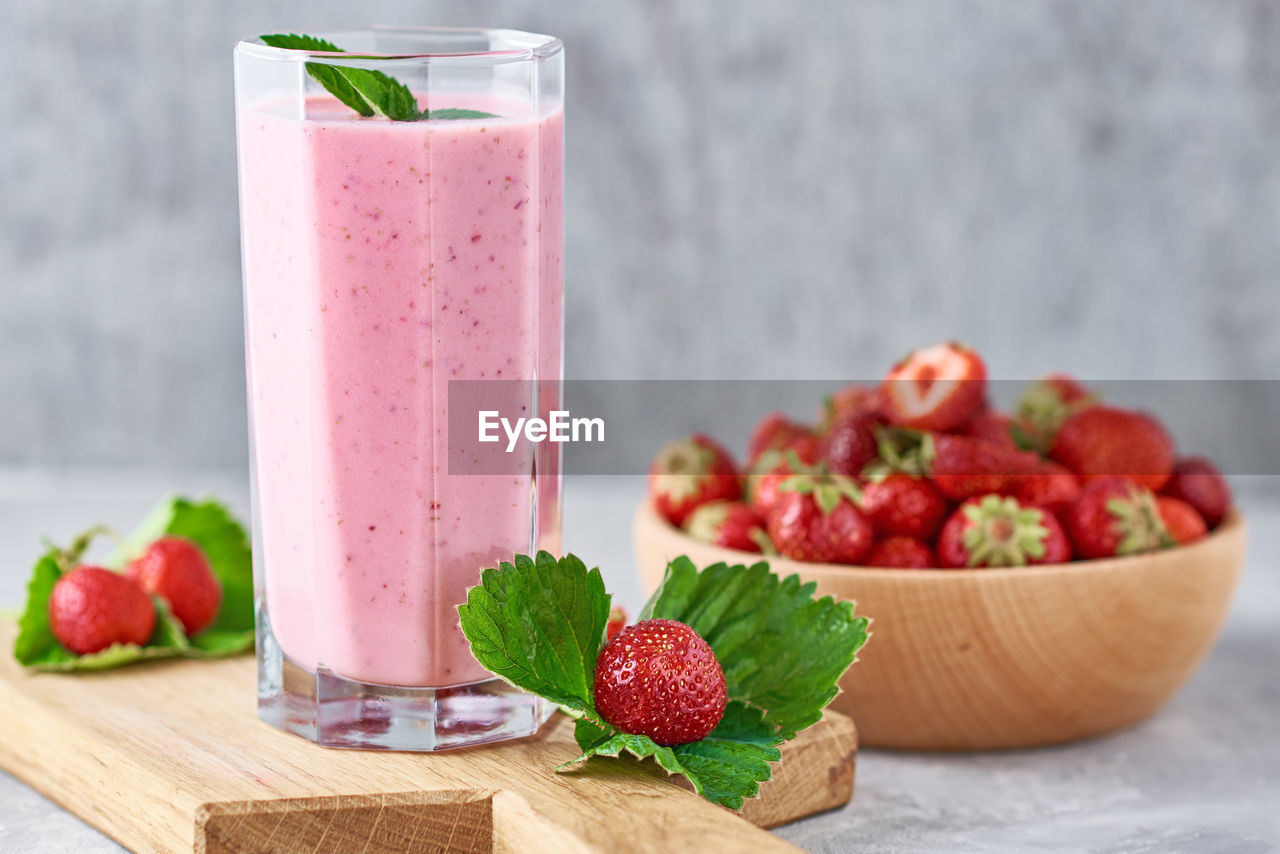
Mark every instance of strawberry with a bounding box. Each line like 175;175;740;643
1064;478;1172;559
683;500;771;553
648;434;742;527
936;494;1072;568
767;473;873;564
744;448;819;517
864;537;936;569
126;536;222;636
929;434;1040;501
818;384;883;433
958;410;1020;451
1049;406;1174;491
606;605;627;642
48;566;157;655
1162;456;1231;529
881;342;987;432
593;619;727;746
819;411;881;477
859;474;950;541
1157;496;1208;545
1015;374;1098;452
747;412;815;465
1004;460;1081;518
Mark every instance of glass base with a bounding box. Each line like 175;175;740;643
256;611;551;751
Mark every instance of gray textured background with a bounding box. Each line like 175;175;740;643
2;0;1278;468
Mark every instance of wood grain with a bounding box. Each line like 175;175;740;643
0;625;856;853
636;504;1246;750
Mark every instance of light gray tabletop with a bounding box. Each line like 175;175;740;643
0;469;1276;853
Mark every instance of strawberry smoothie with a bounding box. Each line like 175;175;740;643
237;94;563;688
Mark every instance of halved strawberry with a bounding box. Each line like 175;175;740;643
767;472;872;564
881;342;987;432
648;434;741;527
684;500;771;553
936;494;1072;568
1064;477;1172;559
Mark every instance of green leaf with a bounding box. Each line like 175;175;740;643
640;556;869;739
259;33;423;121
458;552;611;720
13;496;256;672
561;700;781;810
427;108;500;120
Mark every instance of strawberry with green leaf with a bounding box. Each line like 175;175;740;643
458;553;869;810
937;494;1072;568
767;472;872;564
1064;478;1173;560
13;497;255;671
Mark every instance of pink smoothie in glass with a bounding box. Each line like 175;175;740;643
237;95;563;687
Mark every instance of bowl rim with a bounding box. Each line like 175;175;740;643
636;502;1245;584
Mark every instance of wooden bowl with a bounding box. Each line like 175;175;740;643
634;503;1246;750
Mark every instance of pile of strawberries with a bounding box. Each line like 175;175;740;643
648;342;1233;569
49;537;222;654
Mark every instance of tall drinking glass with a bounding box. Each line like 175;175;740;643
234;28;564;750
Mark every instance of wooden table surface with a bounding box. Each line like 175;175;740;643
0;469;1277;853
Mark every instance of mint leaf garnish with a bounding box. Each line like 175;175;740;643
259;33;500;122
12;496;255;671
640;557;869;739
459;552;868;810
428;108;500;120
458;552;611;721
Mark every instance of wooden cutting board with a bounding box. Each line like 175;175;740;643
0;625;855;853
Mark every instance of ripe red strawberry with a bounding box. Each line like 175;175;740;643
593;619;727;746
859;474;950;541
864;537;937;569
649;434;742;527
1162;456;1231;529
1064;478;1172;559
1157;496;1208;545
744;448;819;517
929;434;1040;501
48;566;156;655
817;384;883;433
1004;460;1082;518
881;342;987;432
1015;374;1098;452
819;411;881;477
767;473;873;564
958;410;1020;451
126;536;222;636
747;413;815;465
936;494;1072;568
1049;406;1174;492
606;605;627;642
683;500;770;553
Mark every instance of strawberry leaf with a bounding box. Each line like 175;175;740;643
561;700;781;810
640;556;869;739
458;552;612;722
